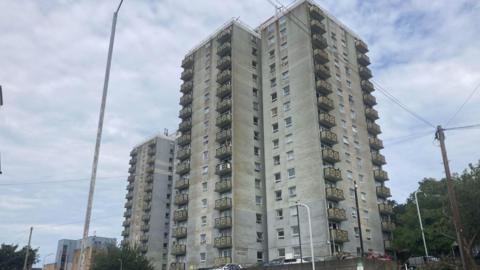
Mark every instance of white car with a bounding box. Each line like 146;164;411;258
214;263;242;270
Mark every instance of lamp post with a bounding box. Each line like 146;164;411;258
295;202;315;270
414;190;429;257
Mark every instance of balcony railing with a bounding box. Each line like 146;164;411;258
318;96;334;111
216;98;232;113
146;165;154;174
376;186;391;198
217;28;232;43
320;130;337;145
371;152;386;166
359;66;372;79
324;167;342;182
179;94;193;106
214;257;232;267
328;207;347;221
313;49;329;64
176;162;190;175
215;216;232;229
216;129;232;143
175;178;189;190
367;122;381;135
144;194;152;202
314;64;331;79
180;81;193;94
365;108;379;120
216;113;232;128
330;229;349;243
309;5;324;21
215;179;232;193
381;221;396;232
316;79;332;95
122;220;130;227
322;148;340;163
175;194;189;205
176;148;191;161
319;112;336;128
216;70;232;84
217;42;231;57
126;192;133;200
129;157;136;165
180;69;193;81
121;230;129;237
357;53;370;66
123;210;132;218
143;203;151;212
127;175;135;182
355;40;369;53
178;119;192;132
181;54;194;68
126;183;134;191
215;197;232;210
142;214;150;222
172;227;187;238
170;263;185;270
177;134;191;146
310;19;326;34
361;80;374;93
140;235;149;243
363;94;377;106
179;106;192;119
378;203;394;215
124;201;133;208
128;167;135;174
173;209;188;222
214;236;232;248
215;145;232;159
312;34;328;49
369;137;383;150
326;187;345;201
217;56;231;70
374;169;389;181
141;224;149;232
216;83;232;98
171;244;186;255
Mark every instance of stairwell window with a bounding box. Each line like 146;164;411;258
273;155;280;165
287;168;296;179
277;228;285;239
275;190;282;201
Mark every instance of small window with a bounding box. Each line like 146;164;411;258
253;116;259;126
202;182;208;192
270;63;276;73
282;71;289;82
256;196;263;205
283;101;291;112
202;165;208;174
255;162;261;172
288;186;297;197
277;228;285;239
252;60;257;69
203;151;209;161
271;107;278;117
276;209;284;219
200;252;206;262
269;50;275;59
283;85;290;96
274;172;281;182
275;190;282;201
256;213;262;224
278;248;286;257
254;147;260;156
253;88;258;97
254;131;259;140
257;251;263;262
285;133;293;144
202;199;207;208
284;117;292;128
361;192;366;202
273;155;280;165
272;123;279;133
200;234;206;244
286;150;294;161
253;101;259;111
290;206;298;216
287;168;296;179
252;47;258;56
255;178;261;189
271;92;278;101
291;225;299;237
201;216;207;226
273;139;279;149
256;232;263;243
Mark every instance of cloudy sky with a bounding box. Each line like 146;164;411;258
0;0;479;266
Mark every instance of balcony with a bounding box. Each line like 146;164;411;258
176;148;191;161
181;54;194;68
175;178;189;190
359;66;372;79
142;214;150;222
214;236;232;248
376;186;391;198
171;244;186;255
140;235;149;243
217;42;231;57
314;64;331;79
361;80;374;93
173;209;188;222
176;161;190;175
318;96;334;111
216;98;232;113
365;108;379;120
147;155;155;164
312;34;328;49
130;148;138;156
144;194;152;202
217;83;232;98
214;257;232;267
128;166;135;174
217;28;232;43
369;137;384;150
126;192;133;200
330;229;348;243
357;53;370;66
215;179;232;193
216;162;232;176
322;148;340;163
178;119;192;132
141;224;149;232
316;79;332;95
320;130;337;145
180;81;193;94
381;221;396;232
363;94;377;106
324;167;342;182
147;147;156;156
121;230;129;237
378;203;394;215
355;39;369;53
216;70;232;84
313;49;329;64
216;145;232;159
177;134;191;146
122;220;130;227
215;197;232;210
180;69;193;81
170;263;185;270
367;122;381;135
309;5;324;21
371;152;386;166
146;165;154;174
124;201;133;208
129;157;136;165
216;113;232;128
172;227;187;238
127;175;135;182
123;210;131;218
215;216;232;229
328;208;347;221
217;56;231;70
374;169;389;181
319;113;336;128
326;187;345;201
179;94;193;106
216;129;232;143
175;194;189;206
179;106;192;119
126;183;134;191
310;19;326;34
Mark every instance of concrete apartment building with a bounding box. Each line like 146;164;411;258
169;0;393;269
54;236;115;270
122;134;176;270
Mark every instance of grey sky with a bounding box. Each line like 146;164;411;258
0;0;479;267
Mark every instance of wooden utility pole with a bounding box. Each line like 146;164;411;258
22;227;33;270
435;126;468;269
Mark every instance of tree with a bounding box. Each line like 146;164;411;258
0;244;38;270
92;245;154;270
392;161;480;267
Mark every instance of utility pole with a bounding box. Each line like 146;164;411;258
435;125;467;270
353;181;364;256
79;1;124;270
414;190;429;257
296;204;303;264
22;227;33;270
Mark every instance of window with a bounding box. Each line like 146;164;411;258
201;216;207;226
347;170;353;181
255;178;261;189
288;186;297;197
282;71;289;83
252;74;258;82
354;227;360;238
200;252;206;262
279;16;286;28
283;85;290;96
252;47;258;56
287;168;296;179
254;131;259;140
286;150;294;160
200;234;206;244
284;117;292;128
257;232;264;243
283;101;291;112
278;248;286;258
276;209;284;219
280;56;288;68
273;155;280;165
279;27;287;37
285;133;293;144
202;199;207;208
253;101;259;111
202;182;208;192
361;192;366;202
271;107;278;117
290;206;298;216
273;139;279;149
366;228;372;240
346;80;352;88
255;162;261;172
271;78;277;88
359;174;364;183
253;88;258;97
271;92;277;101
269;50;275;59
268;35;276;46
272;123;279;133
277;228;285;239
254;147;260;156
269;63;276;73
275;190;282;201
274;172;281;182
256;196;263;205
280;41;288;50
350;110;356;120
202;165;208;174
257;251;263;262
253;116;259;126
256;213;262;224
293;246;301;258
252;60;257;69
352;207;357;219
291;225;299;237
203;151;209;161
341;119;347;129
339;104;345;113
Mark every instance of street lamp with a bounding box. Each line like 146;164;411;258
414;190;429;257
295;202;315;270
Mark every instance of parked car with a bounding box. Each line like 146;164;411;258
214;263;242;270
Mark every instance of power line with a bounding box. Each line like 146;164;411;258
384;130;433;147
0;175;127;186
443;123;480;131
445;80;480;126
